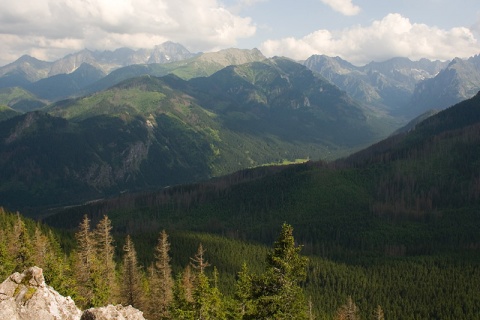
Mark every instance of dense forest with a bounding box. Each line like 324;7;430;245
2;207;480;319
26;91;480;319
2;91;480;319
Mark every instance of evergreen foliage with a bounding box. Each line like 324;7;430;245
335;296;360;320
0;207;480;318
121;235;145;309
93;215;117;305
148;230;174;320
246;223;309;319
74;214;97;308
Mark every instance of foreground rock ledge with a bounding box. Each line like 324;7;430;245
0;266;146;320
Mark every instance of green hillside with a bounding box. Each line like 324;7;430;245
0;87;46;112
3;87;480;316
85;48;266;94
1;58;385;211
0;104;21;121
39;91;480;318
43;93;480;258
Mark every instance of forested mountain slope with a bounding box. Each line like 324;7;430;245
2;92;480;319
0;57;382;212
3;204;480;319
45;91;480;259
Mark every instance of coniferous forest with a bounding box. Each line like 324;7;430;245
1;198;480;320
1;82;480;318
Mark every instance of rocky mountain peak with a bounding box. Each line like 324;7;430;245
197;48;266;66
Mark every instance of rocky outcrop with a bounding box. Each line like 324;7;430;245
0;267;146;320
0;266;82;320
81;305;146;320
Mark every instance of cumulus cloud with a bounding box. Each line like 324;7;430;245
320;0;360;16
260;13;480;65
0;0;256;65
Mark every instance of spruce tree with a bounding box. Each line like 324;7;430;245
171;268;195;320
190;243;210;274
121;235;144;309
191;263;226;319
33;225;49;266
335;296;360;320
234;262;254;318
372;305;385;320
74;214;96;308
0;228;15;280
45;230;76;299
249;223;309;319
93;215;117;305
12;214;33;272
149;230;174;320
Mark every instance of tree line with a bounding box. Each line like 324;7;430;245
5;207;479;319
2;208;371;319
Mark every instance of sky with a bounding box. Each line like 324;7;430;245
1;0;480;67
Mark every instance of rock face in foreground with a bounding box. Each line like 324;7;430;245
0;267;146;320
0;266;81;320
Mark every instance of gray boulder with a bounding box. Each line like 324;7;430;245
0;266;146;320
81;304;146;320
0;266;82;320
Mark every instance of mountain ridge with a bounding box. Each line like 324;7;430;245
0;57;381;211
2;45;480;123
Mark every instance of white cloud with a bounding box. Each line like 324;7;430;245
320;0;360;16
0;0;256;65
260;13;480;65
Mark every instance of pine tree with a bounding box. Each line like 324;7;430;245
249;223;309;319
93;215;117;305
149;230;174;320
121;235;144;310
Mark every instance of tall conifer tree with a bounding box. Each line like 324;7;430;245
74;214;96;308
249;223;309;319
93;215;117;305
121;235;144;309
335;296;360;320
12;214;33;272
149;230;174;319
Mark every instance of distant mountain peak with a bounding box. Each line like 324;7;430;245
197;48;266;66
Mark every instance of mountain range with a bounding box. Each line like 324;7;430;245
0;57;382;211
44;90;480;259
1;43;480;121
1;43;480;212
304;55;449;116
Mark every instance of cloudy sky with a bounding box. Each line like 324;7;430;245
1;0;479;66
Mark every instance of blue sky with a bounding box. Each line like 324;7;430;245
1;0;479;66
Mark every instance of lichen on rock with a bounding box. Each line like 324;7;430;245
0;266;146;320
